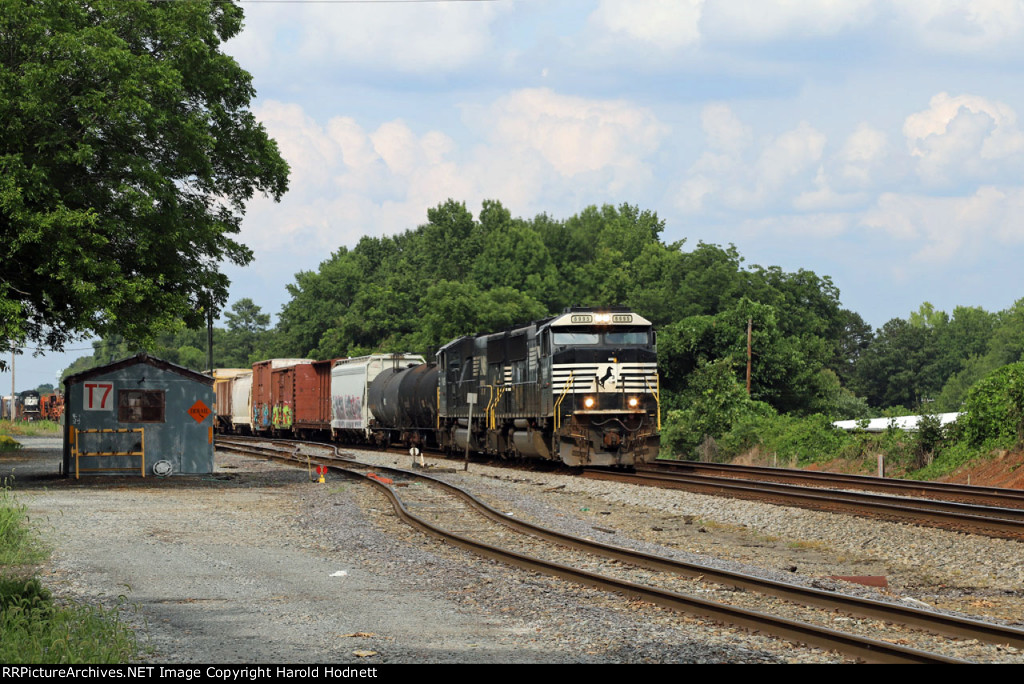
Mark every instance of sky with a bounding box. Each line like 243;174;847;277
7;0;1024;393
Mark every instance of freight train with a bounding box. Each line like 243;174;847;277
1;390;64;422
214;307;660;467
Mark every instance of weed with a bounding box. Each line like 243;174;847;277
0;481;140;663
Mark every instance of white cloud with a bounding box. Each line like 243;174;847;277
861;186;1024;265
903;93;1024;186
241;90;670;260
700;0;875;42
475;88;669;179
894;1;1024;52
702;103;753;153
754;121;826;196
248;101;340;196
581;0;1024;59
589;0;704;50
675;106;828;213
240;102;467;255
833;123;890;189
229;2;503;75
794;168;868;212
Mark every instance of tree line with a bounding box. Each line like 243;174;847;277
59;198;1024;422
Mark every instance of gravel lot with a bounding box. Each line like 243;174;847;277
4;437;1023;664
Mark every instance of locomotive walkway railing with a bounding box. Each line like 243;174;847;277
553;371;576;430
644;373;662;431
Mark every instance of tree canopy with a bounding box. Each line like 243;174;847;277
266;198;850;417
0;0;289;365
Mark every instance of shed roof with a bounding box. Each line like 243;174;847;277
63;352;214;387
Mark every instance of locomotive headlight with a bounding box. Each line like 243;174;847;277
583;396;596;409
628;397;639;408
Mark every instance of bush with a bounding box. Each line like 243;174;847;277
662;358;773;460
914;413;946;468
958;362;1024;448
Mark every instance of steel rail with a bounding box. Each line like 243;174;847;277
215;440;1011;662
587;469;1024;540
217;437;1024;649
642;460;1024;508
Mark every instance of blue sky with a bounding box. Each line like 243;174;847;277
8;0;1024;393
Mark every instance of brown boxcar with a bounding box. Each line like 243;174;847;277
252;359;310;434
291;359;336;438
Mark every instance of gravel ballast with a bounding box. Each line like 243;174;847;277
5;438;1023;664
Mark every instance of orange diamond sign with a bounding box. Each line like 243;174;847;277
188;400;212;423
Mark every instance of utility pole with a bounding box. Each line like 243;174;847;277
207;307;214;374
746;318;752;395
10;344;16;421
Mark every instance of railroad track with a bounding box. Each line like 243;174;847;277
583;463;1024;540
642;460;1024;508
217;436;1024;663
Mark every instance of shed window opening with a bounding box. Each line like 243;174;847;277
118;390;166;423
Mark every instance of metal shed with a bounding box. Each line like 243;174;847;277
62;353;215;478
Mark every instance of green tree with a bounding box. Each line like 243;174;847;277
1;0;289;368
223;297;270;366
851;318;941;408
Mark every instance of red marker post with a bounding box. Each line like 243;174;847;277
316;465;326;484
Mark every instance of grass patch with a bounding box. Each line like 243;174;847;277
0;581;140;663
905;441;998;482
0;419;62;438
0;482;46;567
0;482;141;663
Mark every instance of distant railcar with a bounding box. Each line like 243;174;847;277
39;392;65;422
251;359;311;435
278;359;336;439
213;369;250;432
18;390;42;421
228;371;254;434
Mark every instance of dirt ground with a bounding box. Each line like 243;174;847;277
732;445;1024;490
936;449;1024;489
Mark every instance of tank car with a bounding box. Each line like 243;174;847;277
370;307;660;467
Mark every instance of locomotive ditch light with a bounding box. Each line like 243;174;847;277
628;397;639;408
583;396;596;409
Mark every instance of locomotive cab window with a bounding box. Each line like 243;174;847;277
552;331;600;346
605;330;650;345
118;390;166;423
